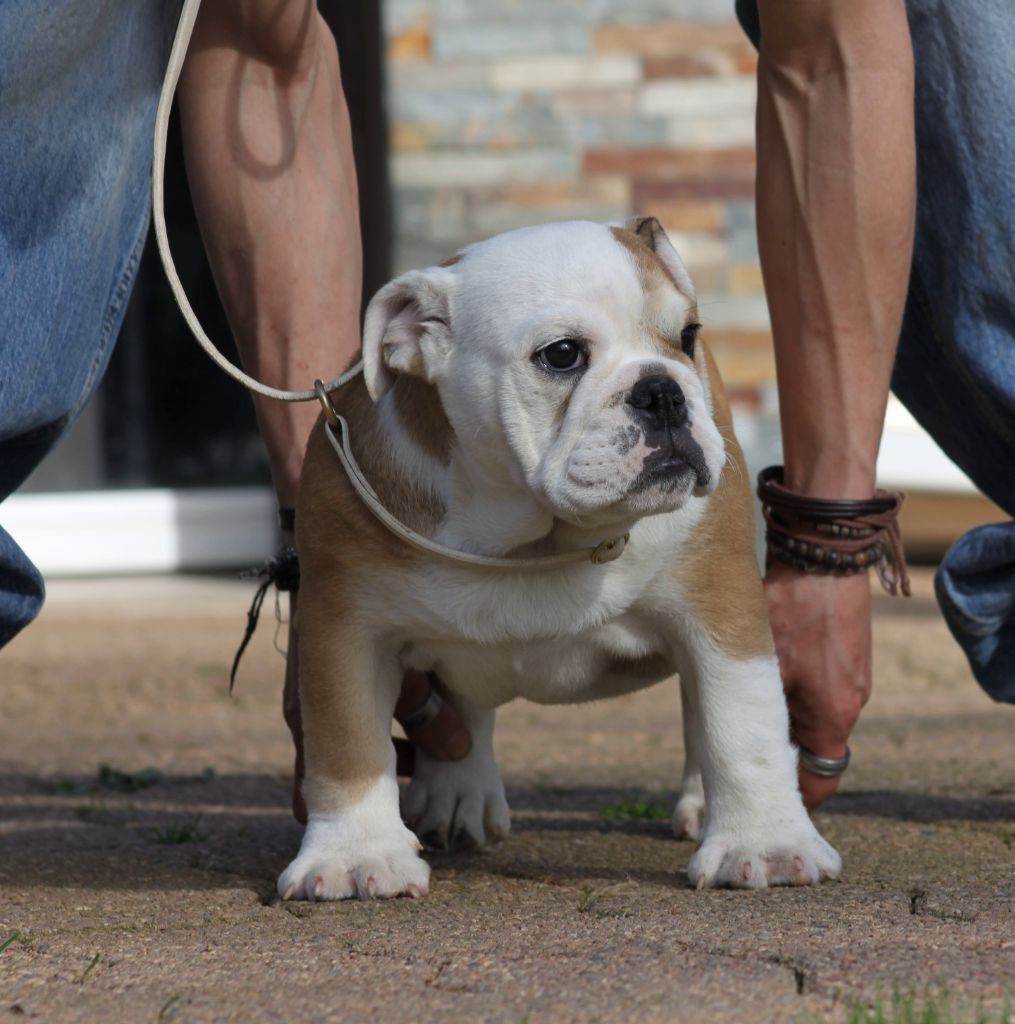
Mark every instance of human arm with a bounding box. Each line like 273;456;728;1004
753;0;916;807
176;0;362;507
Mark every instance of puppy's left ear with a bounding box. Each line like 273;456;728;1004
362;267;457;401
623;215;696;300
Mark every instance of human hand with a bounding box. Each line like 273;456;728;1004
394;671;472;764
764;564;873;811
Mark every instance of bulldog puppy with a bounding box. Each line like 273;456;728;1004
279;217;842;901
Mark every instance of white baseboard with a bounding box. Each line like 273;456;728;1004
2;487;277;577
876;399;977;493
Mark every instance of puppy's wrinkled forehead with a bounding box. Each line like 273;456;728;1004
449;221;688;337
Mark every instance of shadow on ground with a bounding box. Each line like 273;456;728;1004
3;771;1012;900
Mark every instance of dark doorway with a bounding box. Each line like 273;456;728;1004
99;1;389;490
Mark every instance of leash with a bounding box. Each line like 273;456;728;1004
151;0;630;572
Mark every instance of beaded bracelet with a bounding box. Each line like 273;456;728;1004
757;466;911;597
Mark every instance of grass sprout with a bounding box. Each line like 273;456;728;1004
600;796;671;822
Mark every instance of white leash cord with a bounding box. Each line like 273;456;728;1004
152;0;360;403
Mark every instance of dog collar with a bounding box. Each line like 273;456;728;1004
316;381;629;572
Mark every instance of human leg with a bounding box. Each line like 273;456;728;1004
0;0;175;646
892;0;1015;703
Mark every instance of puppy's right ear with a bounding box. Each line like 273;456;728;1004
362;267;457;401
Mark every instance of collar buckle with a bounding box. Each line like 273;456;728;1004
590;532;630;565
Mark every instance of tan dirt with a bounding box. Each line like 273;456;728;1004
1;569;1012;1023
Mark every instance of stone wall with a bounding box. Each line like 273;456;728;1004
381;0;774;401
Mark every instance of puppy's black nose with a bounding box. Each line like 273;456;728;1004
626;375;687;429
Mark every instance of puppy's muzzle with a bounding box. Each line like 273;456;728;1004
626;375;710;491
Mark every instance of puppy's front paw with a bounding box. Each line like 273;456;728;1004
278;817;430;902
688;822;842;890
402;753;510;851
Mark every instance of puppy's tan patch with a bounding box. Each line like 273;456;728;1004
611;223;679;292
610;224;699;363
391;375;453;465
675;342;773;660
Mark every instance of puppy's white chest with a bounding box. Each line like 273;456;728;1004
382;512;698;706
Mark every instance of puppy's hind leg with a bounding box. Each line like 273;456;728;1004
278;581;429;901
673;674;706;841
402;694;510;851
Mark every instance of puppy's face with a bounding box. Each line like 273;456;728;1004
363;218;725;531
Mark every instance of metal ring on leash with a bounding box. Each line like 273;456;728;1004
314;379;340;429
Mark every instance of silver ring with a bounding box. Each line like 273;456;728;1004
798;744;851;778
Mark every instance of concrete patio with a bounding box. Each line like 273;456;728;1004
1;569;1011;1022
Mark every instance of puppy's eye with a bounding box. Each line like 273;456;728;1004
680;322;701;358
535;339;587;373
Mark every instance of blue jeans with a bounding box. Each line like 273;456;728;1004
0;0;174;645
736;0;1015;702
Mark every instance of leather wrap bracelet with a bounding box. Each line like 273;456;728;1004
757;466;911;597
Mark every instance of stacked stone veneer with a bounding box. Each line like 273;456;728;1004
382;0;776;400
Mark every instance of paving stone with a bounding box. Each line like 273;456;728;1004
594;20;756;58
640;198;726;232
382;0;432;35
601;0;740;24
665;112;756;151
726;199;759;263
645;53;742;78
729;262;764;294
388;23;432;62
433;23;591;60
576;115;671;149
389;96;568;152
633;173;756;204
392;187;469;246
386;61;490;95
393;238;471;277
638;76;757;119
435;0;613;25
490;54;642;92
388;88;521;125
585;145;756;177
664;229;728;272
551;87;638;119
695;291;771;330
392;149;579;189
467;178;632;238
